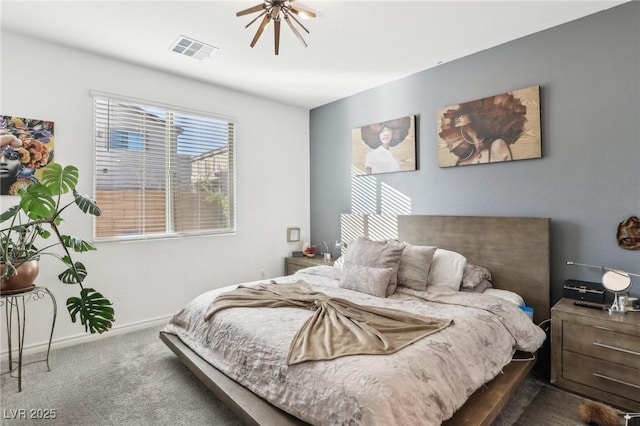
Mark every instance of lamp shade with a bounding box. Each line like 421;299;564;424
602;270;632;293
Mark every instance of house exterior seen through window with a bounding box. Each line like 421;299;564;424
109;130;144;151
93;93;236;241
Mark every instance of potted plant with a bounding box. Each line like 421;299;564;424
1;163;114;334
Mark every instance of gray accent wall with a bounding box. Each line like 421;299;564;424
309;2;640;301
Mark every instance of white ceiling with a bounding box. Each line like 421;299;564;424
1;1;627;109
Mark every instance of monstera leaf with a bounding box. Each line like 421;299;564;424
61;235;97;253
66;288;114;334
0;204;21;223
19;184;56;220
58;256;88;284
73;190;102;217
41;163;78;195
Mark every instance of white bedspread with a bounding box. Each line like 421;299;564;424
163;266;546;425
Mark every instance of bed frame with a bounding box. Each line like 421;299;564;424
160;215;550;426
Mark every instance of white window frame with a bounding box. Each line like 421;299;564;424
92;91;237;242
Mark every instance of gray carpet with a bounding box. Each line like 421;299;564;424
0;325;626;425
1;325;241;426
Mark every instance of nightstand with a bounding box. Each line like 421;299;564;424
551;298;640;411
284;256;335;275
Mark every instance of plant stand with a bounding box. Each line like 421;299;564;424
1;286;57;392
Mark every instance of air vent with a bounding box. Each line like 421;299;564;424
170;35;219;60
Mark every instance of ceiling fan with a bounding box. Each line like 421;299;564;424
236;0;316;55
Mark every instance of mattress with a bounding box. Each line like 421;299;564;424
163;265;545;425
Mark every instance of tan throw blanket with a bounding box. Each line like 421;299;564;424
204;280;452;365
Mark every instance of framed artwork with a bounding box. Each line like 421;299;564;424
1;115;55;195
287;227;300;242
436;85;541;167
352;115;416;176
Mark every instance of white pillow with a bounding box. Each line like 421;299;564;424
483;288;525;307
427;249;467;291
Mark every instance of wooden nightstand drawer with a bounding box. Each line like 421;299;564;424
285;256;335;276
551;298;640;411
287;262;309;275
563;351;640;403
564;321;640;368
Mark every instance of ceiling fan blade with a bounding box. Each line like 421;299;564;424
274;19;281;55
250;14;272;47
286;10;310;34
245;10;267;29
290;4;316;19
237;3;266;17
284;14;308;47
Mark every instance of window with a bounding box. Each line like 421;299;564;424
109;130;143;151
93;92;236;241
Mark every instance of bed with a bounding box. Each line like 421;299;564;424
160;215;550;425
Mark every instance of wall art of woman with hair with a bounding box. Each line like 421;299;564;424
438;92;528;166
0;116;54;195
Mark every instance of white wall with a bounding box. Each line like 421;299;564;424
1;31;311;353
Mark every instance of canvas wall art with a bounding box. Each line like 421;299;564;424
436;85;541;167
352;115;416;176
1;115;55;195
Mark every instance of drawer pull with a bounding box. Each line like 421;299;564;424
593;373;640;390
592;341;640;357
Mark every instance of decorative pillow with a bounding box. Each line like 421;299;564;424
384;240;406;295
339;237;405;297
459;279;493;293
461;263;492;290
397;244;437;291
427;249;467;291
340;261;394;298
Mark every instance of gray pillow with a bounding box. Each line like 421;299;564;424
397;244;437;291
339;237;405;297
384;239;407;295
461;263;492;290
459;279;493;293
340;261;394;297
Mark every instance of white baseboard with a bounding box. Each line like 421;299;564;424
0;315;172;361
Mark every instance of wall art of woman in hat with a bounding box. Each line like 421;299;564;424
360;116;413;175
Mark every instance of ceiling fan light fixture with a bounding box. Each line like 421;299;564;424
237;0;315;55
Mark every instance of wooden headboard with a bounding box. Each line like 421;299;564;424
340;214;550;324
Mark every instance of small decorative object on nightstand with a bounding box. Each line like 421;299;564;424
302;242;316;258
321;241;332;260
285;256;335;276
551;298;640;411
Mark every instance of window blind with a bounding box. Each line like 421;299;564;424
93;93;236;241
